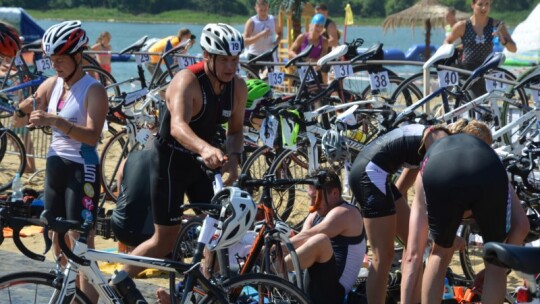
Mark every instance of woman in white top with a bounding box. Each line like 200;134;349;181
17;20;108;303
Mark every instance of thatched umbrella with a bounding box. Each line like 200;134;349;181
383;0;468;59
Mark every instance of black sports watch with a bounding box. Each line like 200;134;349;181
15;108;27;118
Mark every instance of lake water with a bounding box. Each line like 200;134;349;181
34;19;451;82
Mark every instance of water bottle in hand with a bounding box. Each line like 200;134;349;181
11;173;24;203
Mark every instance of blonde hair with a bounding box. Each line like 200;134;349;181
418;124;451;154
448;118;493;145
96;31;111;44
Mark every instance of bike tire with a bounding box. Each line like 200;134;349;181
240;145;278;202
0;128;26;193
82;65;122;99
217;273;310;304
0;271;92;304
99;129;135;202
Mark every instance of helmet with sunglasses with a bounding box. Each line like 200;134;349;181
207;187;257;251
0;23;21;58
200;23;244;56
42;20;89;56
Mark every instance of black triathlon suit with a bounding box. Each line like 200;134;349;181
421;134;511;248
152;61;234;226
111;149;154;247
349;124;426;218
304;202;366;304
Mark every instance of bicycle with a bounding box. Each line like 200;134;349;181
484;242;540;303
0;184;310;304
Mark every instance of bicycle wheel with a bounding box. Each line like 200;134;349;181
82;65;122;99
172;217;204;263
240;145;278;202
0;271;92;304
219;273;310;304
99;129;138;202
389;71;439;114
267;148;312;231
499;69;538;147
459;221;484;280
0;128;26;193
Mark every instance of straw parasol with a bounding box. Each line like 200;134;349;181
383;0;468;59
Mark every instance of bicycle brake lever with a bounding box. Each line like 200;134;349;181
43;225;52;255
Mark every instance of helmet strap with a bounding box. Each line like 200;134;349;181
208;55;232;87
63;53;81;84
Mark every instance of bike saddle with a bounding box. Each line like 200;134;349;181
350;42;384;63
285;44;314;68
423;44;455;69
119;36;148;55
483;242;540;274
317;44;348;66
469;52;505;79
514;65;540;91
248;44;278;64
21;39;42;52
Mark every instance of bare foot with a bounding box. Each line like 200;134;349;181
156;288;171;304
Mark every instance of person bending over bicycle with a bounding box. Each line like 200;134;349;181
284;169;365;304
16;20;109;303
348;124;450;304
123;23;247;277
401;132;511;304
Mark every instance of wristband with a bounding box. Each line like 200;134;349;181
15;109;27;118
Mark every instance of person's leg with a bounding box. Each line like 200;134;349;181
285;233;333;270
506;186;529;245
123;223;181;277
481;261;507;303
365;215;397;304
421;244;454;303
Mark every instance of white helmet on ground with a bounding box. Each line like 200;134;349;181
200;23;244;56
207;187;257;251
322;129;349;163
42;20;88;56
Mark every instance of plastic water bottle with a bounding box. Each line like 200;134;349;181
11;173;24;202
492;26;503;52
442;277;454;300
109;270;148;304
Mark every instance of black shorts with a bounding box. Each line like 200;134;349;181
44;156;100;225
247;53;274;76
150;142;214;226
303;255;345;304
422;135;510;248
111;150;154;247
349;158;403;218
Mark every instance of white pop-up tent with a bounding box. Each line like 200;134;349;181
0;7;44;43
504;4;540;66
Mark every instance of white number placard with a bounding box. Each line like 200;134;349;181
437;70;459;88
369;71;390;91
178;56;197;69
531;87;540;105
229;41;241;53
299;66;315;83
485;72;507;92
136;127;152;146
136;54;150;65
259;116;278;148
268;72;285;86
332;64;353;79
35;57;53;72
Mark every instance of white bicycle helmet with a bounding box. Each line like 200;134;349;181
207;187;257;251
322;129;349;163
200;23;244;56
42;20;89;56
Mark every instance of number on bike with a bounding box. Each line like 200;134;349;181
437;70;459;88
485;72;506;92
332;64;353;79
369;71;390;91
268;72;285;86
